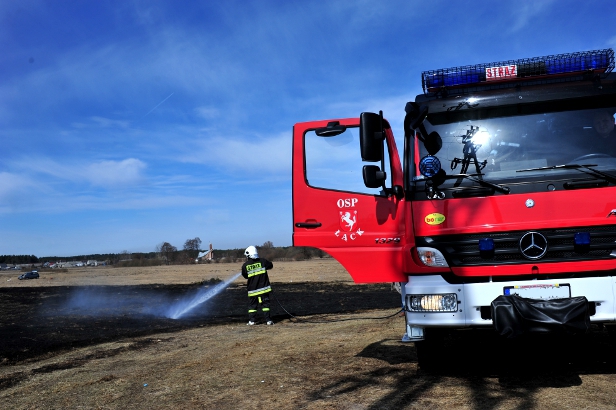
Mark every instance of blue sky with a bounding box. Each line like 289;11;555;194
1;0;615;257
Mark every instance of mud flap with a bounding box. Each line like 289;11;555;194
491;295;590;338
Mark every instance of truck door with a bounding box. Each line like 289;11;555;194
292;117;407;283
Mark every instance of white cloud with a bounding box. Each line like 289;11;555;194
509;0;556;33
194;106;220;120
0;29;247;127
88;116;131;129
0;172;41;207
70;116;131;129
185;131;291;174
85;158;147;188
0;171;55;214
0;172;32;196
8;157;147;189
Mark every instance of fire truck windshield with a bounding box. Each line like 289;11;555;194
415;104;616;196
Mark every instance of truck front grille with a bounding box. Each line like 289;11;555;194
417;226;616;267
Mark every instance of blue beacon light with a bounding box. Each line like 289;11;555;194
422;49;614;92
419;155;441;178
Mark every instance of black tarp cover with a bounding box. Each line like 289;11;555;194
491;294;590;338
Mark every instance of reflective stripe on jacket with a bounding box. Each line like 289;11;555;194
246;263;266;278
241;257;273;297
248;285;272;297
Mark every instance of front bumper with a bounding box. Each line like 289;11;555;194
403;275;616;340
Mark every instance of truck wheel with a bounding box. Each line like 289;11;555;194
415;328;448;372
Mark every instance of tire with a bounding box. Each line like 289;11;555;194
415;328;449;372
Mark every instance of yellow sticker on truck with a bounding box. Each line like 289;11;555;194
424;213;445;225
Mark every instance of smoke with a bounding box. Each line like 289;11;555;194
59;272;242;319
165;272;242;319
62;287;172;317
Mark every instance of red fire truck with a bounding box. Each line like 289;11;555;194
292;49;616;366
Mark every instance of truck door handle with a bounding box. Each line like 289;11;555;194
295;222;322;228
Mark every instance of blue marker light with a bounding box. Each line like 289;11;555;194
574;232;591;246
419;155;441;178
479;238;495;252
574;232;591;254
479;238;495;259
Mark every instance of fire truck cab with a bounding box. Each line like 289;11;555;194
292;49;616;365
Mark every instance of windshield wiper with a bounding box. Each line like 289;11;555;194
444;174;511;194
516;164;597;172
516;164;616;185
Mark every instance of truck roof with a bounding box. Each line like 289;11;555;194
416;71;616;125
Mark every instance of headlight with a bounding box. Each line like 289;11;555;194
408;294;458;312
416;247;449;267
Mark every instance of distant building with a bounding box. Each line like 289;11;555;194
196;243;214;263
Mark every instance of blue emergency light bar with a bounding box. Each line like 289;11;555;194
422;49;615;93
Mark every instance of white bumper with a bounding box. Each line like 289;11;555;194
404;275;616;330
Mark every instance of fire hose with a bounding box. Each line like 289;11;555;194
271;292;404;324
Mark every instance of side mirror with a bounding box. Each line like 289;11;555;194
360;112;384;162
363;165;386;188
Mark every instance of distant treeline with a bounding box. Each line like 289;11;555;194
0;255;40;264
3;245;327;267
115;246;328;267
215;246;327;262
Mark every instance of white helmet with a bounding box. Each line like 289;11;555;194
244;246;259;259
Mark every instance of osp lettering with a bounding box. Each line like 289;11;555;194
337;198;358;208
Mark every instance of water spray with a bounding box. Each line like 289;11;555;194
165;272;242;319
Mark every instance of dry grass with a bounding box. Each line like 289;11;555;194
0;259;353;288
4;313;616;409
2;259;616;409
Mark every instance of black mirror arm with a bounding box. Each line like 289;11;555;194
404;103;428;142
315;121;347;137
416;123;429;143
388;185;404;200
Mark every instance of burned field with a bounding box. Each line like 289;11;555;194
3;262;616;409
0;281;399;365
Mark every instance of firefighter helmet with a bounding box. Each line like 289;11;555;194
244;246;259;259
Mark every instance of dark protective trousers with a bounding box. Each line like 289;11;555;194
248;293;271;322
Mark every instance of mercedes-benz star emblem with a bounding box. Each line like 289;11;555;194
519;231;548;260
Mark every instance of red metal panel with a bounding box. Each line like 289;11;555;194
411;189;616;277
412;190;616;237
292;118;408;283
452;260;616;277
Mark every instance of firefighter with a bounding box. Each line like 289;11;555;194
583;110;616;157
241;245;274;325
593;110;615;139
